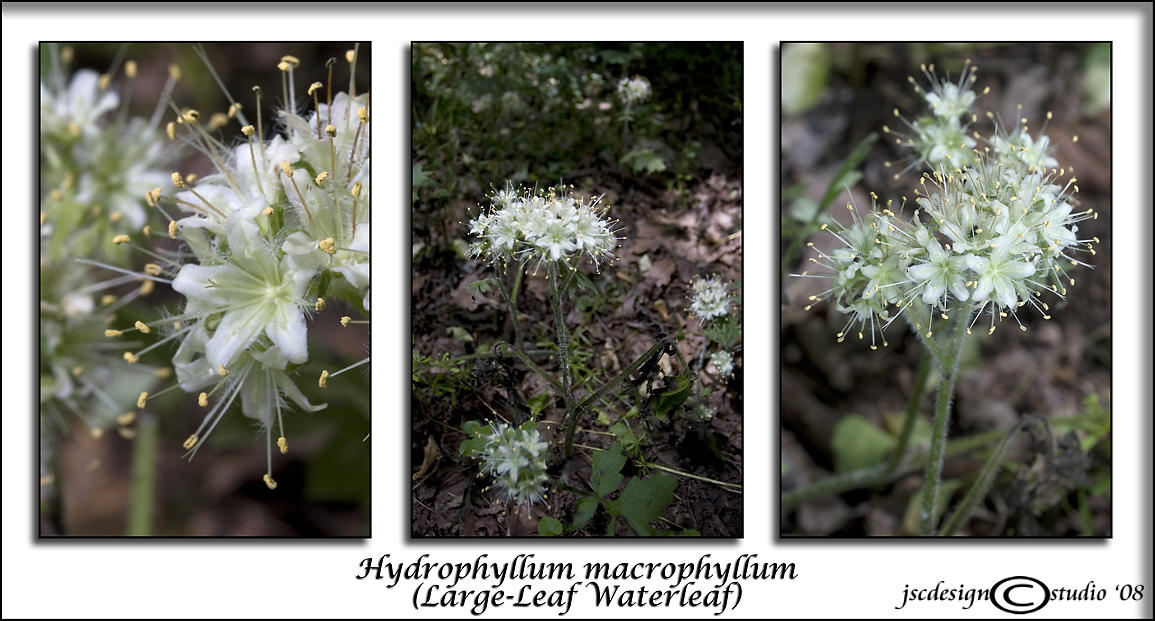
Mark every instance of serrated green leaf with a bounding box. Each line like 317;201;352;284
537;516;563;536
591;443;626;499
572;495;599;530
617;474;677;536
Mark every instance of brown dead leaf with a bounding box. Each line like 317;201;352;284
413;436;441;481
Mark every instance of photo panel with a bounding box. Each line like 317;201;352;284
411;42;744;537
779;42;1111;537
38;42;371;537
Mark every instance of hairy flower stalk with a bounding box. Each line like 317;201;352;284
468;183;622;458
792;59;1097;534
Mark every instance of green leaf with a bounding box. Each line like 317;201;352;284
573;496;599;530
703;315;740;349
458;420;488;457
650;371;695;419
621;148;667;174
831;414;896;473
527;393;551;416
537;516;563;537
591;443;626;499
617;474;678;536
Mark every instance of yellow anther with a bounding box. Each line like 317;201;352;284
101;294;117;306
315;171;329;185
263;474;278;490
1072;135;1079;143
125;60;138;79
71;366;84;377
105;329;123;338
280;54;300;67
357;107;368;122
261;206;274;217
166;121;176;140
186;173;198;184
112;234;131;245
183;434;199;450
118;428;136;440
134;320;151;334
142;225;152;237
143;263;163;276
154;367;172;379
168;64;181;81
217;364;229;377
277;437;288;454
280;161;293;176
277;61;291;72
324;123;337;137
315;297;326;311
989;325;997;335
171;172;185;188
227;102;243;118
318;237;336;255
182;109;200;123
68;122;81;137
345;49;356;63
340;316;351;327
198;392;208;407
98;73;111;91
118;412;136;426
168;220;179;238
137;392;148;409
319;369;330;388
307;81;322;96
207;112;228;131
139;280;155;296
90;428;104;439
242;124;255;137
351;181;362;198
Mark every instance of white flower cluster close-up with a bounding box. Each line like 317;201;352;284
477;422;550;506
688;275;732;323
616;74;651;106
801;61;1096;347
110;50;371;488
468;184;619;271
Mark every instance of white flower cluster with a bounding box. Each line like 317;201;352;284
617;75;651;106
114;50;370;487
803;61;1097;347
709;350;734;379
40;59;170;433
688;275;731;323
468;184;618;271
478;422;550;506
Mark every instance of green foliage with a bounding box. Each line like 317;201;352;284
412;350;472;409
831;414;896;473
649;370;695;421
537;516;564;536
570;443;689;536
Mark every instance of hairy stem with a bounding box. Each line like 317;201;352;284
551;265;579;457
888;349;932;472
919;302;972;535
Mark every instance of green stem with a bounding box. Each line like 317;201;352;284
551;265;579;457
782;427;1005;513
127;413;158;536
888;349;932;472
919;303;972;536
905;303;946;363
576;337;670;411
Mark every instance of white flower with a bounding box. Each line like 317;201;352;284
41;69;119;137
709;350;734;378
617;75;651;105
907;240;970;307
171;214;319;370
966;247;1035;310
478;423;550;505
689;275;731;323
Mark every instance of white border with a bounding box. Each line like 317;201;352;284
3;4;1150;619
